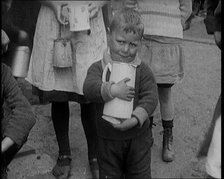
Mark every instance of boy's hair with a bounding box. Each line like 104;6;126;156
109;8;144;38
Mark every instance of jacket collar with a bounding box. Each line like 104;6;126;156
101;48;141;70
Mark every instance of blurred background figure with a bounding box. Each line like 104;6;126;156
192;0;206;17
197;0;221;179
184;0;207;31
1;28;36;179
1;0;41;80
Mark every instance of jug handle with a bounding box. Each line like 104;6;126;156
102;63;112;82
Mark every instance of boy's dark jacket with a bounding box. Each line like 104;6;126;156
1;63;36;147
83;53;158;140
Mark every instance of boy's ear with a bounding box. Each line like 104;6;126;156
107;33;112;45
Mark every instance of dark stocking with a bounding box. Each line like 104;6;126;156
51;101;71;156
80;103;98;161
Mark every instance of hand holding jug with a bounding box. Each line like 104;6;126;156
110;77;135;102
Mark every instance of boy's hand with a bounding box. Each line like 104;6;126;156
113;117;138;131
111;78;135;101
57;4;69;25
1;137;15;153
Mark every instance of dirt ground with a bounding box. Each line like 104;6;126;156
6;16;221;179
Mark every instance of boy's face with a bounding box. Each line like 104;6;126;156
109;28;141;63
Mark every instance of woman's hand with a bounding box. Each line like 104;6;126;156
1;137;15;153
57;4;69;25
41;1;68;25
1;30;10;54
88;2;100;19
110;78;135;101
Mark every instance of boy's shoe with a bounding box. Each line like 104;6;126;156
89;158;99;179
52;155;72;179
162;128;174;162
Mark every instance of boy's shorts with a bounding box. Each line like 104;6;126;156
97;126;153;179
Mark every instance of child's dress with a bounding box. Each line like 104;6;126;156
136;0;192;84
26;1;107;101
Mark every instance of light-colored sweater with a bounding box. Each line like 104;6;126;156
117;0;192;39
137;0;192;38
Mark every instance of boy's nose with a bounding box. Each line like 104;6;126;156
123;44;129;52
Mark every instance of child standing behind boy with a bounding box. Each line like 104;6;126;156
83;8;158;178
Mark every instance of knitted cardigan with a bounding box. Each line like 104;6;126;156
83;57;158;140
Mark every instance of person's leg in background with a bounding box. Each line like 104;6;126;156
158;84;175;162
205;116;221;179
1;143;21;179
80;103;98;178
51;101;71;179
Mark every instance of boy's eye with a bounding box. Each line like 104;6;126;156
130;43;137;48
117;40;125;45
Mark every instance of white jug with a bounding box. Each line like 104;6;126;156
102;62;136;123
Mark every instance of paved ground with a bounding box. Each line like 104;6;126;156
6;16;221;179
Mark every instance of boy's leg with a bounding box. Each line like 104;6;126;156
125;127;153;179
97;137;124;179
80;103;98;178
158;85;175;162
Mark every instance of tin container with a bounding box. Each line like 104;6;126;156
11;46;30;78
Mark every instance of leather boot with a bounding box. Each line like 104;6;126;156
162;127;174;162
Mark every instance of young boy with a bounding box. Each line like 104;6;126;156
83;8;158;178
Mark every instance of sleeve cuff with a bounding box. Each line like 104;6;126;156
132;107;149;128
101;81;115;102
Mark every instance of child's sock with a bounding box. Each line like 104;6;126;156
162;119;173;129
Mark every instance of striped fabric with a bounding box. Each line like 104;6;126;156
138;0;183;38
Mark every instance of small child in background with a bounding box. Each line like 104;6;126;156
1;30;36;179
83;8;158;178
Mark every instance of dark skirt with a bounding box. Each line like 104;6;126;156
32;86;89;104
